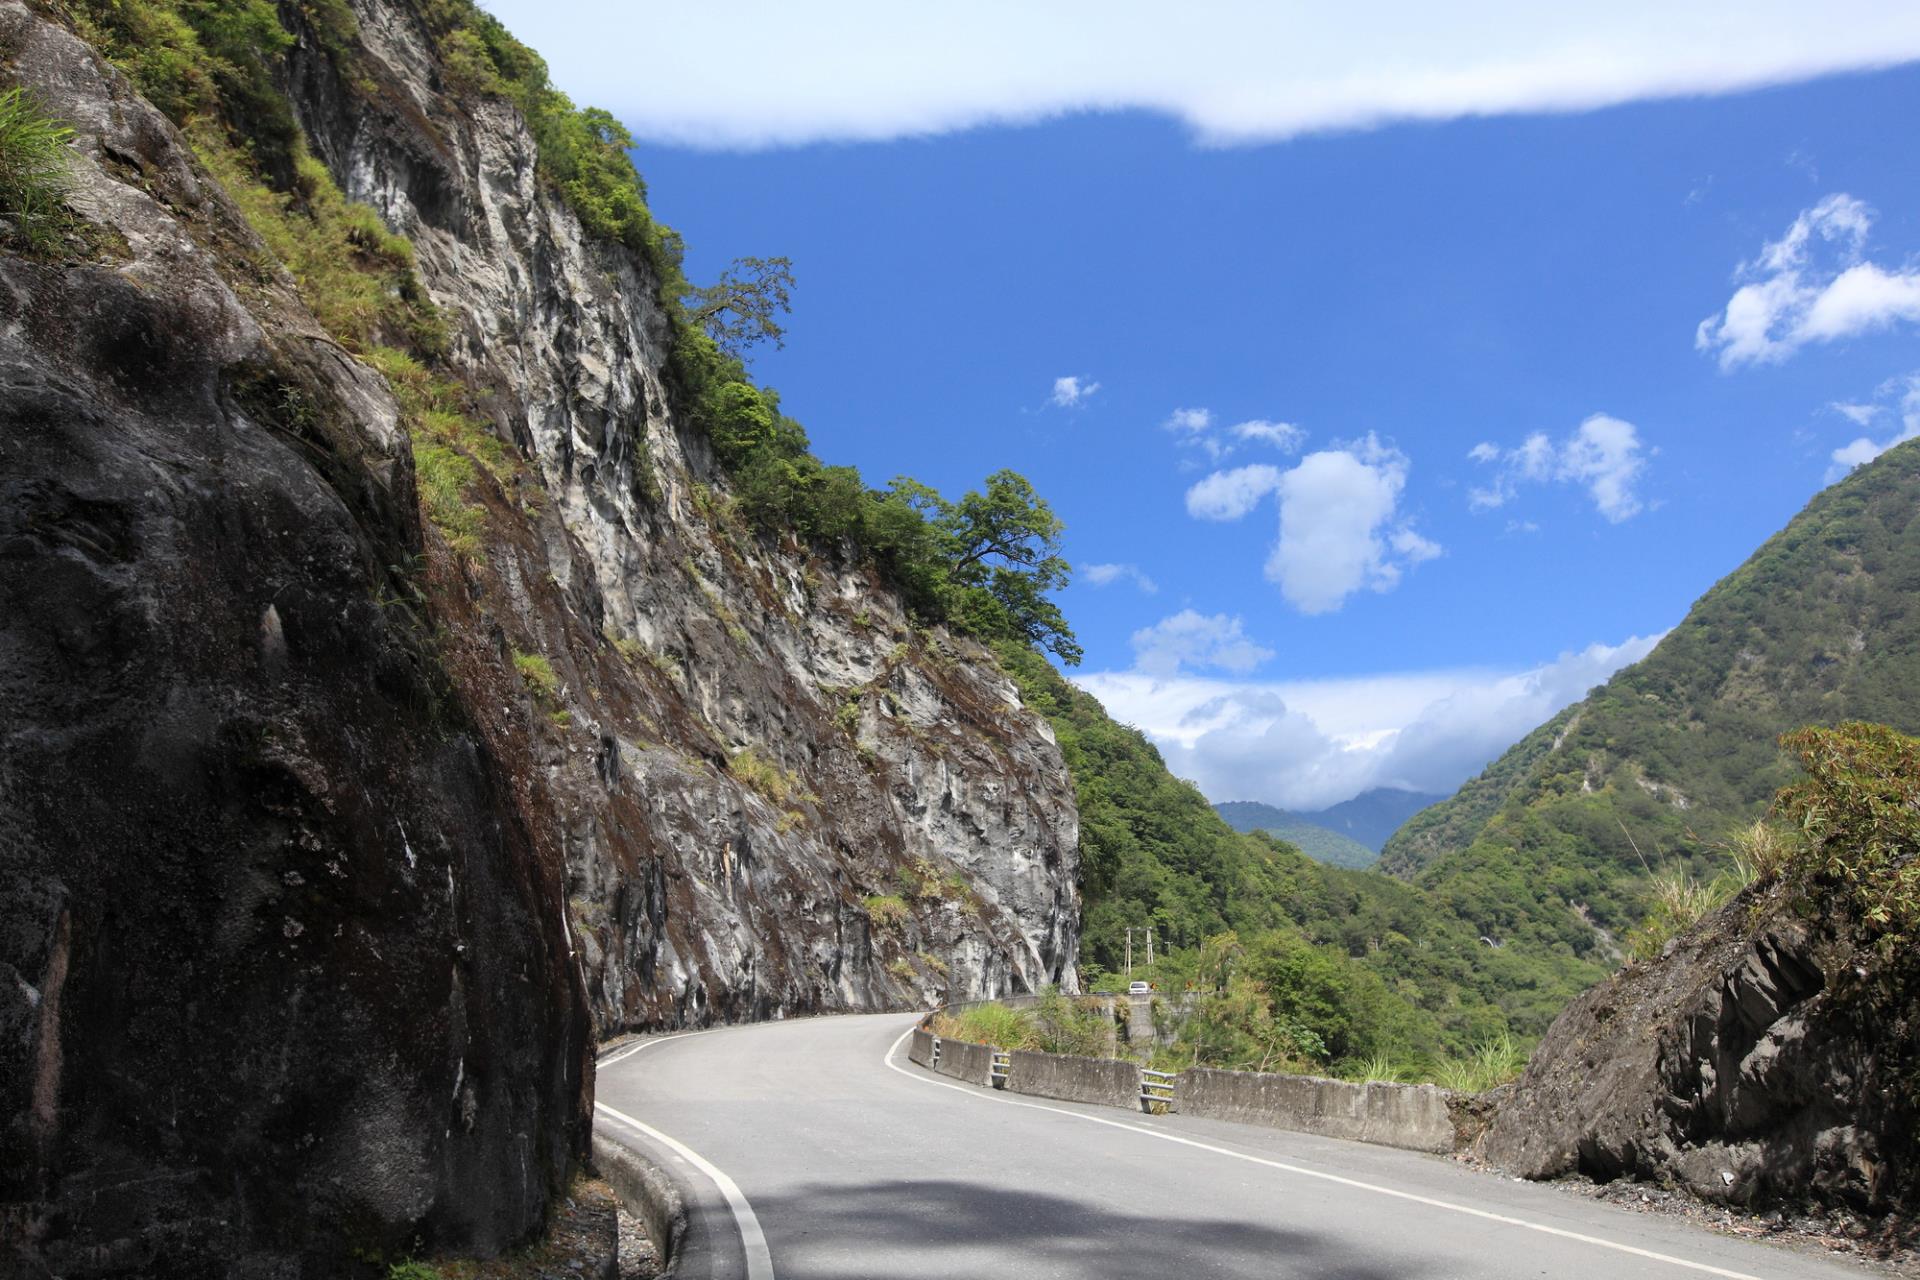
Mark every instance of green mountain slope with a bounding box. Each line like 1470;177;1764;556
1213;801;1379;868
1308;788;1448;851
1385;439;1920;996
997;645;1591;1052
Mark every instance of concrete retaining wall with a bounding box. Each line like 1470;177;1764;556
1006;1050;1140;1109
1174;1068;1455;1153
933;1037;995;1086
908;1027;936;1068
593;1133;686;1270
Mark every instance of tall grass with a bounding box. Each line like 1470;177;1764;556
933;1002;1037;1051
1432;1032;1529;1093
0;88;75;255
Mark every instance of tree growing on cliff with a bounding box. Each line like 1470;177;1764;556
684;255;794;358
882;471;1081;665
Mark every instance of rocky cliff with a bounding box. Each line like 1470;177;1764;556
281;0;1080;1026
1;0;1078;1273
1480;888;1914;1218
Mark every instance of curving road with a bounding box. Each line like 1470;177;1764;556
595;1013;1862;1280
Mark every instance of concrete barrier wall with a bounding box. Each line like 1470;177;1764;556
933;1037;995;1086
1006;1050;1140;1109
1174;1068;1455;1154
908;1027;936;1068
593;1133;687;1270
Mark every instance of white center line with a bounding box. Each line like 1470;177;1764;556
597;1033;777;1280
883;1025;1769;1280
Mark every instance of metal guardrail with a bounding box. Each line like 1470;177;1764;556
1140;1068;1176;1114
930;1036;943;1068
989;1050;1010;1088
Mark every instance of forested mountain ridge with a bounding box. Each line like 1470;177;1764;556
1217;789;1444;867
1213;801;1379;868
1383;439;1920;999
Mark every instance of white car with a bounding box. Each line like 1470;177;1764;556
1127;981;1151;995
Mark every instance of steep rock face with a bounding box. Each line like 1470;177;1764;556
279;0;1079;1029
2;0;1078;1267
1480;892;1912;1214
0;4;589;1274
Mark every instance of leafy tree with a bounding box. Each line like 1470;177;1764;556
684;256;795;358
915;471;1079;665
1774;721;1920;957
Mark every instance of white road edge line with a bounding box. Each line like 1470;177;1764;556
597;1033;777;1280
883;1025;1768;1280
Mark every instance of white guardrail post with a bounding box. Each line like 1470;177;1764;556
1140;1068;1175;1114
990;1050;1010;1088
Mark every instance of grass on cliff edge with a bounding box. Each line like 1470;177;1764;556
0;87;80;256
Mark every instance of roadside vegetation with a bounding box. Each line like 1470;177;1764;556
933;988;1114;1058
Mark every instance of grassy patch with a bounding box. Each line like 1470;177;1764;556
729;747;811;808
1431;1032;1529;1094
934;1001;1037;1051
862;894;909;929
0;88;78;256
511;649;558;700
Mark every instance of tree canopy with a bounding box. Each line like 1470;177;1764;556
683;255;794;359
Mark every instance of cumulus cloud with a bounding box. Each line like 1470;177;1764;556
1129;610;1275;678
1697;194;1920;368
1185;464;1285;521
1825;375;1920;482
482;2;1920;151
1051;375;1100;408
1075;632;1664;810
1468;414;1650;522
1082;562;1159;593
1267;436;1439;613
1183;436;1437;612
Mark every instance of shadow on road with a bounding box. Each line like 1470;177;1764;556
747;1176;1419;1280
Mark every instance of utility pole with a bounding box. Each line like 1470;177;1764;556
1124;927;1133;981
1146;927;1154;970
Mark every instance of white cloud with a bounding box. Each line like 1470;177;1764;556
1185;464;1285;521
1697;194;1920;368
1231;420;1307;452
1165;407;1213;435
481;2;1920;151
1165;408;1307;464
1468;414;1649;522
1051;374;1100;408
1082;562;1159;593
1267;435;1438;613
1129;610;1275;678
1560;415;1648;521
1825;374;1920;482
1831;401;1880;428
1075;632;1664;810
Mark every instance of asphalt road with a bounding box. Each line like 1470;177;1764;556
594;1012;1865;1280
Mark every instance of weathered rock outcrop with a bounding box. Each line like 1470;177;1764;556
276;0;1080;1028
0;4;589;1273
3;0;1078;1271
1481;890;1914;1215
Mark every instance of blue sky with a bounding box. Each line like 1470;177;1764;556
486;3;1920;809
